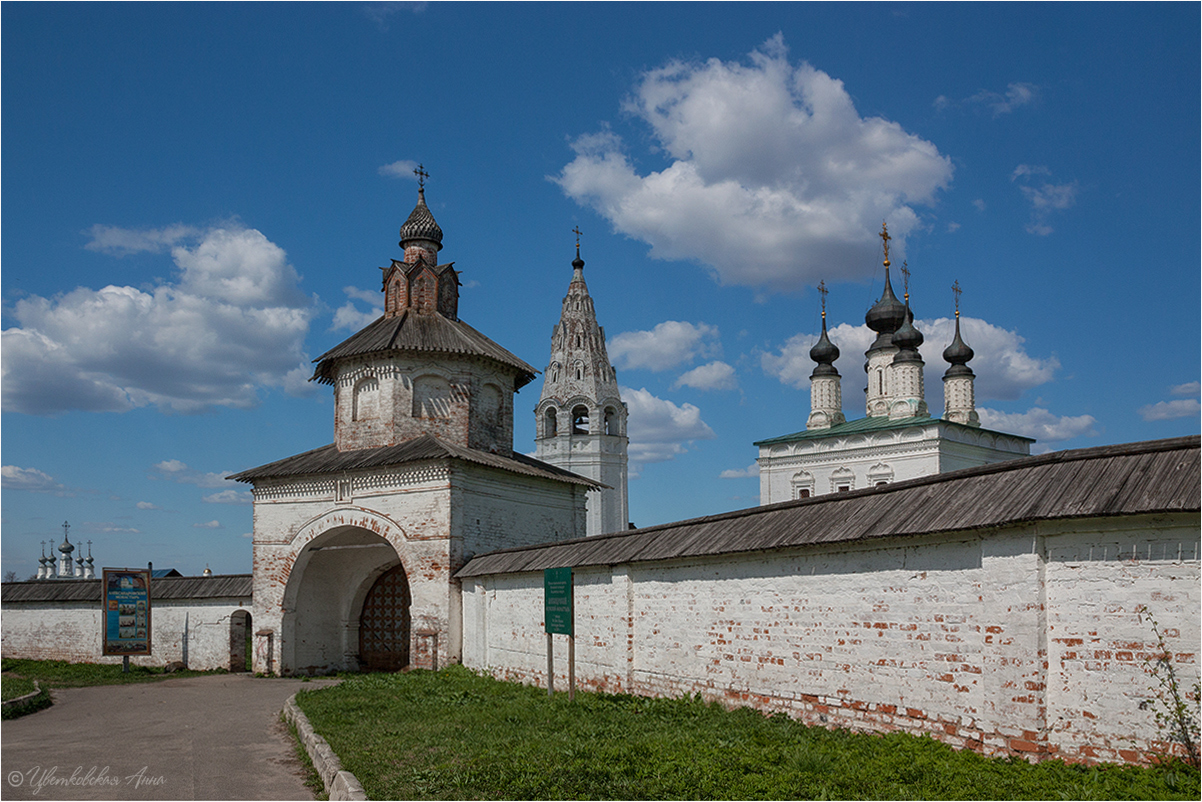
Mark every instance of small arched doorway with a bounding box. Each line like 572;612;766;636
229;609;252;672
359;563;412;671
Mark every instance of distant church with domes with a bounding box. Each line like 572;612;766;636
755;224;1032;503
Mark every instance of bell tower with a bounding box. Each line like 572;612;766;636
535;231;629;536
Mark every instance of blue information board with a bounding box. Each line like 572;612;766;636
102;568;152;656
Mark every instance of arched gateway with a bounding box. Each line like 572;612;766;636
230;181;596;675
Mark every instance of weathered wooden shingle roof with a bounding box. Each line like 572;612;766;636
456;436;1200;578
310;310;538;389
1;574;253;603
228;433;601;487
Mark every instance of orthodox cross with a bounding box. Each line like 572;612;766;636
413;163;429;189
952;279;963;317
87;540;93;557
817;280;829;319
900;261;911;302
572;225;583;250
62;521;70;543
879;222;891;266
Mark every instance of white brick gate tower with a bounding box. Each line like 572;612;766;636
534;237;629;536
232;175;594;675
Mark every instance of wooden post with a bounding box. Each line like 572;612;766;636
546;632;554;696
568;635;575;702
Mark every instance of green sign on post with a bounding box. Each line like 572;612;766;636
544;566;573;636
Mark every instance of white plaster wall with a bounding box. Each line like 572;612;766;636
1;598;252;671
462;512;1200;765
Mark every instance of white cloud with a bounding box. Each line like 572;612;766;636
968;82;1039;116
977;407;1097;442
1012;166;1078;235
202;489;253;505
1;465;69;495
332;286;384;331
761;316;1058;401
87;522;141;534
621;386;716;471
674;361;738;391
609;321;720;371
1170;382;1200;396
83;223;199;256
720;463;759;479
152;460;233;489
136;501;162;510
2;224;315;415
378;159;421;179
1138;399;1201;422
193;520;223;529
554;34;953;293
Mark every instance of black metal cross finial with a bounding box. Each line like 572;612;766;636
900;261;911;301
413;163;429;189
62;521;70;542
879;222;891;266
952;279;963;317
817;280;829;318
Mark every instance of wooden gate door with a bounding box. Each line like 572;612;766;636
358;564;411;672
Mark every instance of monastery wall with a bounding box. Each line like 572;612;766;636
1;597;252;671
461;512;1200;765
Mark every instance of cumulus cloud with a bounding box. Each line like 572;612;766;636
332;285;384;331
674;361;738;391
83;223;200;256
1170;381;1200;396
1139;399;1201;422
136;501;162;510
152;460;233;489
192;520;223;529
968;82;1039;116
720;463;760;479
554;34;953;293
378;159;421;179
621;386;716;472
1;465;70;495
609;321;720;371
2;224;315;415
760;316;1059;402
1012;165;1078;235
202;489;253;505
977;407;1096;442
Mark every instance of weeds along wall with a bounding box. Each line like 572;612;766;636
461;512;1200;766
1;593;253;671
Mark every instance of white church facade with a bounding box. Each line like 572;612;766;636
757;226;1032;504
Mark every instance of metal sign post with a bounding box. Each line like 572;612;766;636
543;566;575;700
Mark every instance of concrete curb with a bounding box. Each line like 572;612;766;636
283;693;368;801
1;680;44;714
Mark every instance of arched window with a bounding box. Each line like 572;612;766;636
352;376;379;421
604;406;619;436
544;407;558;437
574;362;584;381
571;405;589;434
412;375;452;419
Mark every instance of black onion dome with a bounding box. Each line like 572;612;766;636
809;318;840;376
865;269;907;346
892;301;924;363
399;189;444;250
943;315;975;376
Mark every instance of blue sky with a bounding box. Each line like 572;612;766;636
3;2;1198;579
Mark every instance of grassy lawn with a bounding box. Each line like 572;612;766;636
1;658;219;688
1;672;38;701
294;666;1199;800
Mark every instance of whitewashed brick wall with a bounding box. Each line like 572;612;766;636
1;598;252;671
462;512;1200;765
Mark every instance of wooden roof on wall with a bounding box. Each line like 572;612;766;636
1;574;253;604
456;436;1200;578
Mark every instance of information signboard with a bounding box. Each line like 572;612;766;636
102;568;152;656
544;566;573;636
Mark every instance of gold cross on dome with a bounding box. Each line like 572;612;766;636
952;279;963;316
879;222;891;266
817;280;829;317
900;261;911;299
572;225;583;249
413;164;429;189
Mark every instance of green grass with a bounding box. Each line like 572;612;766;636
1;672;38;701
294;666;1199;800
